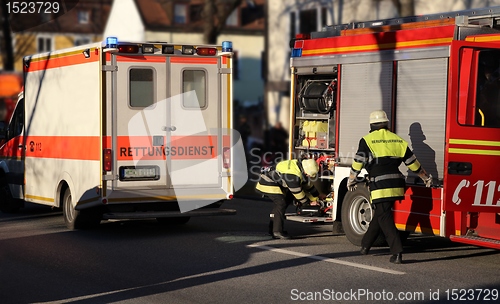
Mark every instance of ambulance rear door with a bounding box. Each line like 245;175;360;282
167;56;222;189
113;53;170;189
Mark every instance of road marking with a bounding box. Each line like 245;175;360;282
247;244;405;275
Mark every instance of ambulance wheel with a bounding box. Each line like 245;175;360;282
341;186;385;247
0;177;23;213
156;217;190;225
62;188;101;230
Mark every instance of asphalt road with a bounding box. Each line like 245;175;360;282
0;198;499;304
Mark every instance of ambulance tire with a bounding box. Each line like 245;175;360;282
341;186;386;247
156;217;190;225
0;176;23;213
62;188;101;230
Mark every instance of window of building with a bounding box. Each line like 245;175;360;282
226;8;238;26
299;9;318;34
37;36;52;53
321;7;328;28
78;10;90;24
183;70;207;108
130;69;155;107
174;4;187;24
290;12;296;40
74;36;91;46
241;4;263;26
189;4;203;23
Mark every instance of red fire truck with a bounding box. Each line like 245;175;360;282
286;6;500;249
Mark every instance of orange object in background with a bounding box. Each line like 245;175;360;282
0;73;22;96
0;72;23;122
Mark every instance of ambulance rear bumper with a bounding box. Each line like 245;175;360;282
101;208;236;220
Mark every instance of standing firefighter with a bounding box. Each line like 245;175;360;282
256;159;324;239
348;110;432;264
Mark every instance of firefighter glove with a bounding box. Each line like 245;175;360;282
422;174;433;188
418;168;432;187
347;178;357;191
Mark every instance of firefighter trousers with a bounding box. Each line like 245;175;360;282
267;192;294;233
361;200;403;255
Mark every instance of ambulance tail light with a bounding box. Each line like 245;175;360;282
103;149;112;172
196;47;217;56
118;45;139;53
223;147;231;169
182;45;195;55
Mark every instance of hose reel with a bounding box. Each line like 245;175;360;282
298;79;337;115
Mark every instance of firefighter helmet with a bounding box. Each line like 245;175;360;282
369;110;389;124
302;159;319;178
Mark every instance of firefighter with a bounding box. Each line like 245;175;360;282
256;158;325;239
347;110;432;264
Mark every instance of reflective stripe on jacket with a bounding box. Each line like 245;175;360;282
256;159;318;204
350;129;422;204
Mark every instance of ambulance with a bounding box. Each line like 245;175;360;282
0;38;244;229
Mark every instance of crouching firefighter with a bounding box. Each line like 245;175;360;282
256;159;326;239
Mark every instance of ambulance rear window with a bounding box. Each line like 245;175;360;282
182;70;206;108
129;68;154;107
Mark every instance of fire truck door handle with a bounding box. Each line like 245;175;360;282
18;145;23;150
162;126;176;132
448;162;472;175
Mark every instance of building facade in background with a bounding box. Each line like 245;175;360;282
7;0;113;71
104;0;265;112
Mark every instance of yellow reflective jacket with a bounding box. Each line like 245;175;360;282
350;129;422;204
256;159;318;205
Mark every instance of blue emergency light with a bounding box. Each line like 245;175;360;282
106;37;118;49
222;41;233;52
291;48;302;57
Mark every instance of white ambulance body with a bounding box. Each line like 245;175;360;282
0;38;240;229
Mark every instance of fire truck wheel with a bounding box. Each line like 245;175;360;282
0;177;23;213
341;185;385;247
62;188;101;230
156;217;190;225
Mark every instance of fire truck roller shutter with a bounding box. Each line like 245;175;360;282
395;58;447;183
338;62;393;165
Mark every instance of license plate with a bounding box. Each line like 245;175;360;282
119;166;159;181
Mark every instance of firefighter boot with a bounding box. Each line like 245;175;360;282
390;253;403;264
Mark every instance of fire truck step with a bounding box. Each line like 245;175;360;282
285;213;334;223
449;235;500;250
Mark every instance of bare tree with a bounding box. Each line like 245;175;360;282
1;1;14;70
391;0;415;17
202;0;243;44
